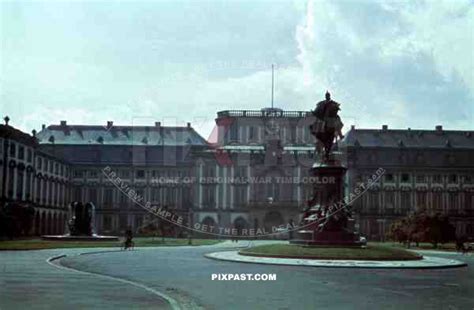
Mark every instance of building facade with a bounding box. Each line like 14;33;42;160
192;108;316;233
342;125;474;240
2;113;473;240
36;120;207;235
1;118;70;236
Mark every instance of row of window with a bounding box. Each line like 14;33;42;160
73;187;192;207
361;191;474;211
1;140;34;162
359;173;473;184
73;169;191;179
5;165;68;205
226;124;312;144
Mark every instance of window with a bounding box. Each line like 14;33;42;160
88;170;98;178
74;170;83;178
266;182;280;202
74;188;82;201
464;175;473;184
385;174;394;182
448;193;458;211
235;166;247;178
37;157;42;169
89;188;97;204
401;192;411;211
136;189;144;200
103;215;112;231
119;190;128;204
234;186;247;205
203;186;215;206
448;174;458;183
466;193;474;210
10;143;16;157
16;170;24;199
416;175;425;183
136;170;145;179
205;166;215;178
18;146;24;160
120;170;130;178
119;215;128;229
151;188;160;202
416;192;426;208
248;126;255;141
229;123;238;141
369;192;379;209
433;192;443;210
385;192;395;209
401;173;410;183
433;175;442;183
104;188;114;205
27;149;33;162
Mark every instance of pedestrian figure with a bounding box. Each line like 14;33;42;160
123;226;134;250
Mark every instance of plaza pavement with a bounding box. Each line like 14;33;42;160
1;241;473;309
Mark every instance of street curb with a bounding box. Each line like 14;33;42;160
46;252;182;310
204;250;468;269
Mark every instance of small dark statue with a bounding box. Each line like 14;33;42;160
68;202;93;236
310;91;344;162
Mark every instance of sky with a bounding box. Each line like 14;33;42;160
1;0;473;139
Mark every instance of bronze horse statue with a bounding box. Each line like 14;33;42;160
310;91;344;162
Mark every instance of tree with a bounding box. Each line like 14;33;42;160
0;203;35;239
387;209;456;248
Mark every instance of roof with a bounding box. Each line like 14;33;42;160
0;124;38;147
36;125;208;147
342;128;474;149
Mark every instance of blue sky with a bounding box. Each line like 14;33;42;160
1;0;473;138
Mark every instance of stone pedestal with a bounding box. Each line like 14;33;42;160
291;156;365;247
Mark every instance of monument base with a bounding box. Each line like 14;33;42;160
290;155;366;248
290;230;366;247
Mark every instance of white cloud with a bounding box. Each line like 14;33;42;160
1;0;472;137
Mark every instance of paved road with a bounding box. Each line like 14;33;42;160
0;248;172;309
1;242;473;310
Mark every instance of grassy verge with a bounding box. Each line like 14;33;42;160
0;237;221;250
239;243;422;261
375;242;457;252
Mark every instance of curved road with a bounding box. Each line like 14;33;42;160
1;242;473;309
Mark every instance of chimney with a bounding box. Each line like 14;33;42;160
350;125;355;130
60;120;67;126
32;129;37;137
42;124;46;130
155;122;161;128
382;125;388;131
107;121;113;129
187;122;191;128
435;125;443;133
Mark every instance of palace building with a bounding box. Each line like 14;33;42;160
1;113;473;240
1;117;71;236
342;125;474;240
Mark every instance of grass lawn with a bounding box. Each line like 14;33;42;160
0;237;221;250
239;243;422;261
